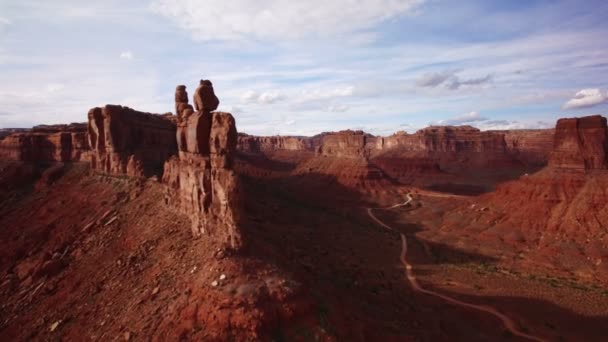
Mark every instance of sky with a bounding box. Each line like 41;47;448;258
1;0;607;136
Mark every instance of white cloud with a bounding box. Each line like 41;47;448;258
298;86;354;102
475;120;553;131
431;111;488;125
327;104;350;112
240;90;285;104
120;51;134;60
150;0;424;41
416;70;492;90
46;83;65;93
562;88;608;109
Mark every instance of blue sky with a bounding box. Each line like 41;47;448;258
1;0;607;135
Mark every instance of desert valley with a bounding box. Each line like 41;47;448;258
0;82;607;340
2;1;608;341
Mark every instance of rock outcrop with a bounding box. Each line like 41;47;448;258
549;115;608;169
87;105;177;178
0;123;88;162
174;85;190;117
163;112;242;249
316;130;372;158
194;80;220;113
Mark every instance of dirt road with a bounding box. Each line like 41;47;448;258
367;194;546;342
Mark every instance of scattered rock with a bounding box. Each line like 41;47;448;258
219;274;227;281
35;259;65;279
105;216;118;226
82;221;95;232
211;281;219;287
49;320;61;332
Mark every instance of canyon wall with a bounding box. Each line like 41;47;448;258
493;129;555;167
0;123;88;162
237;134;312;153
237;126;554;169
163;112;242;250
87;105;177;177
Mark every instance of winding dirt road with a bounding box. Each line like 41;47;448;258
367;194;546;342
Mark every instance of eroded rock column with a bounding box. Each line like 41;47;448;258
163;111;242;250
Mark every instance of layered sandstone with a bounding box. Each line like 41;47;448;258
0;124;88;162
549;115;608;169
491;129;554;167
237;126;555;169
237;134;311;154
87;105;177;177
371;126;513;169
163;112;242;249
316;130;372;158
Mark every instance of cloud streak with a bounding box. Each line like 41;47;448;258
416;70;492;90
150;0;424;41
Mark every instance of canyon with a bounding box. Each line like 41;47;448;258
0;87;607;340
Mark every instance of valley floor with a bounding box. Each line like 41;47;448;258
0;161;607;341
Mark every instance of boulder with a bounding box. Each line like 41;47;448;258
194;80;220;113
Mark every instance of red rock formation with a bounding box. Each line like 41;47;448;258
174;85;189;116
163;112;242;249
316;130;372;158
549;115;608;169
0;124;88;162
194;80;220;113
371;126;512;168
87;105;177;178
491;129;554;167
237;133;311;154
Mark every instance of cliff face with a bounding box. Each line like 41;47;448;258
549;115;608;169
499;129;555;167
87;105;177;178
237;126;554;168
237;134;311;153
316;130;372;158
163;112;242;250
0;124;88;163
